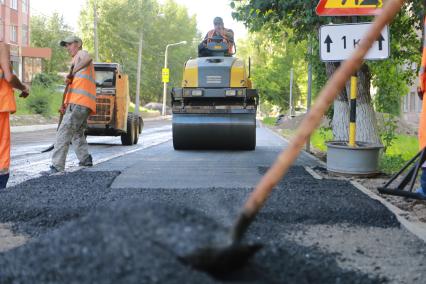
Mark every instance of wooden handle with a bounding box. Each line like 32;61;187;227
56;65;75;130
242;0;405;217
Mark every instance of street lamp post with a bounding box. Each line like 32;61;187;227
162;41;187;116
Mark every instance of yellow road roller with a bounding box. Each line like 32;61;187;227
171;36;258;150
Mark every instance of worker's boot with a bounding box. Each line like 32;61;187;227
79;155;93;167
0;173;9;189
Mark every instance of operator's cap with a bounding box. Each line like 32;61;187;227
60;35;82;47
213;17;223;25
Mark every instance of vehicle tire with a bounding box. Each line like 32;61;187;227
133;116;139;145
121;114;135;145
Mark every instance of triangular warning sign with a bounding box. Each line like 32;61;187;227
316;0;383;16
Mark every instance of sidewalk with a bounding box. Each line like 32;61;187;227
10;115;170;133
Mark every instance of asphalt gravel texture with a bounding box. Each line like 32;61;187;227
0;166;424;283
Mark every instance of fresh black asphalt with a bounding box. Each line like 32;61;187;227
0;127;425;283
0;165;424;283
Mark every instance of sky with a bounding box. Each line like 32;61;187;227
31;0;248;42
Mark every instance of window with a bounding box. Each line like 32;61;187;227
11;0;17;10
22;0;28;13
10;25;17;42
22;25;28;46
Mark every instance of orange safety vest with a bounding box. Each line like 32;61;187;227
207;29;234;54
65;62;97;115
419;16;426;149
0;67;16;113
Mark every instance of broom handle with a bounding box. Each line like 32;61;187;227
233;0;406;242
57;65;74;130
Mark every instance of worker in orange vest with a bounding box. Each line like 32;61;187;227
198;17;234;57
0;42;30;189
417;14;426;198
43;36;96;174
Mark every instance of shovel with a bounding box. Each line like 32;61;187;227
41;65;74;153
181;0;405;275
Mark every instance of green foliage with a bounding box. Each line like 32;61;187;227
26;86;54;116
379;154;406;174
32;73;62;88
378;114;398;153
262;117;276;126
311;128;333;152
30;13;73;73
231;0;423;134
79;0;198;103
237;28;307;111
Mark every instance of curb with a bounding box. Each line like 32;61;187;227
11;124;57;133
10;115;171;134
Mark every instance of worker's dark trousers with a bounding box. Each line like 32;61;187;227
421;168;426;190
0;173;9;189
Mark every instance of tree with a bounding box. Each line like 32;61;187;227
237;29;307;113
30;13;73;73
232;0;423;144
79;0;198;103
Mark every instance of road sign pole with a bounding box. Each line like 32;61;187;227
349;75;357;147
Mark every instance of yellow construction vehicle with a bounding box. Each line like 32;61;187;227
86;63;143;145
171;35;258;150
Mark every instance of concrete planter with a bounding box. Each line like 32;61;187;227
326;141;383;177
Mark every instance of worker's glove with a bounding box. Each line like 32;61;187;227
19;86;30;98
418;87;424;101
58;104;66;115
65;74;74;85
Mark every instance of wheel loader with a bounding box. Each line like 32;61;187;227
86;63;143;145
171;36;258;150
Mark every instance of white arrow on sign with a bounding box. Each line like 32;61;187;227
319;22;389;62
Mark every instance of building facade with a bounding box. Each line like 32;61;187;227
0;0;51;82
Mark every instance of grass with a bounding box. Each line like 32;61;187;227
262;117;276;126
279;127;419;174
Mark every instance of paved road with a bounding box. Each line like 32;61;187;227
1;121;425;283
8;119;171;187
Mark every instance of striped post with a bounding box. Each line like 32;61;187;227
349;75;357;147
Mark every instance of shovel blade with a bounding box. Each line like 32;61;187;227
41;144;54;153
180;243;262;275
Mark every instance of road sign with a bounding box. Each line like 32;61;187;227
162;68;170;83
316;0;383;16
319;23;389;62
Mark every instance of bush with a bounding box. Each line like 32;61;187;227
379;154;406;175
26;86;53;116
32;73;61;88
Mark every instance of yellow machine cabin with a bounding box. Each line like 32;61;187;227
86;63;143;145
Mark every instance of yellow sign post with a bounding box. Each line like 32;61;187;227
162;68;170;83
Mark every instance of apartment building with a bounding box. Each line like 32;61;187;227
0;0;51;82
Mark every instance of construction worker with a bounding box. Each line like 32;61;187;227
0;42;29;189
198;17;234;56
417;13;426;198
43;36;96;174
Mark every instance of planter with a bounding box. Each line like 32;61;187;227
326;141;383;177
